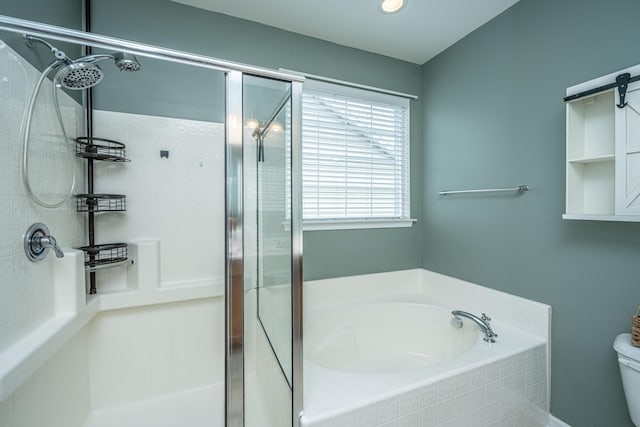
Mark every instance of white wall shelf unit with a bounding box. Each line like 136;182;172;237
564;64;640;221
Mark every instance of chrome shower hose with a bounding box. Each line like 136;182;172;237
21;60;77;208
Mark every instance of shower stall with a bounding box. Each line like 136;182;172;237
0;15;303;427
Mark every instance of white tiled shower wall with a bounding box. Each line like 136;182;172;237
87;298;224;411
0;328;90;427
0;297;225;427
0;38;85;354
309;345;548;427
90;110;225;292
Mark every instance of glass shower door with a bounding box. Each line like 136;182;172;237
241;74;302;427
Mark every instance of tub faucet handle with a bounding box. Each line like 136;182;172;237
481;313;491;322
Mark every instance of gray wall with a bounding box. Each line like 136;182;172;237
421;0;640;425
0;0;83;72
0;0;83;104
89;0;423;281
6;0;639;424
0;0;82;28
96;55;224;122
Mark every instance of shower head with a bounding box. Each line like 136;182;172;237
114;53;141;72
25;35;141;89
53;52;140;90
54;61;104;90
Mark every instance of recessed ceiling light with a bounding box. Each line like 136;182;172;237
245;118;260;129
268;121;284;133
379;0;406;14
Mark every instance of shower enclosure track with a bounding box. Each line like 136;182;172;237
0;16;304;80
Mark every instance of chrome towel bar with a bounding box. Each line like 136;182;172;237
439;185;530;196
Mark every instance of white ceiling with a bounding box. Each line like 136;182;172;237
172;0;519;64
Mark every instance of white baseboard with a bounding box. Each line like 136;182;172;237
549;414;571;427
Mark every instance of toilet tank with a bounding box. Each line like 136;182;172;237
614;333;640;426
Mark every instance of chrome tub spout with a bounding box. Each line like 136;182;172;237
451;310;498;343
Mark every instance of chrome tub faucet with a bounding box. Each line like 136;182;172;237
451;310;498;343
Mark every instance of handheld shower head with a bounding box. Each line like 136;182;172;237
55;62;104;90
52;52;140;90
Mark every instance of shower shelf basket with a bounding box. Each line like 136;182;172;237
75;194;126;212
75;133;132;292
78;243;129;270
75;136;130;162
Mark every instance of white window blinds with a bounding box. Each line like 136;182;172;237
302;80;410;223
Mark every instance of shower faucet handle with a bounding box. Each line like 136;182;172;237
37;235;64;258
24;223;64;262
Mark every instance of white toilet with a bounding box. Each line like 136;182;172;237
614;333;640;426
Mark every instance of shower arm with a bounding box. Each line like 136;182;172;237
24;34;70;62
25;36;117;65
24;34;56;51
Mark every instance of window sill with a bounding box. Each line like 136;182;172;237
300;218;417;231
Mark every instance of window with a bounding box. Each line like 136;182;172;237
301;79;412;230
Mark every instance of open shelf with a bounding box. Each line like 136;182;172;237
562;213;640;222
566;89;616;217
566;91;615;160
564;65;640;221
567;154;615;164
566;160;615;216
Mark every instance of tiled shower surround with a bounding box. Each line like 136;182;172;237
309;345;548;427
0;37;85;355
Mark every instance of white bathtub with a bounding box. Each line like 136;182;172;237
301;269;551;427
306;303;478;374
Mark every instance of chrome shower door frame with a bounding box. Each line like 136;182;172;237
226;70;245;427
290;79;304;427
229;74;305;426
